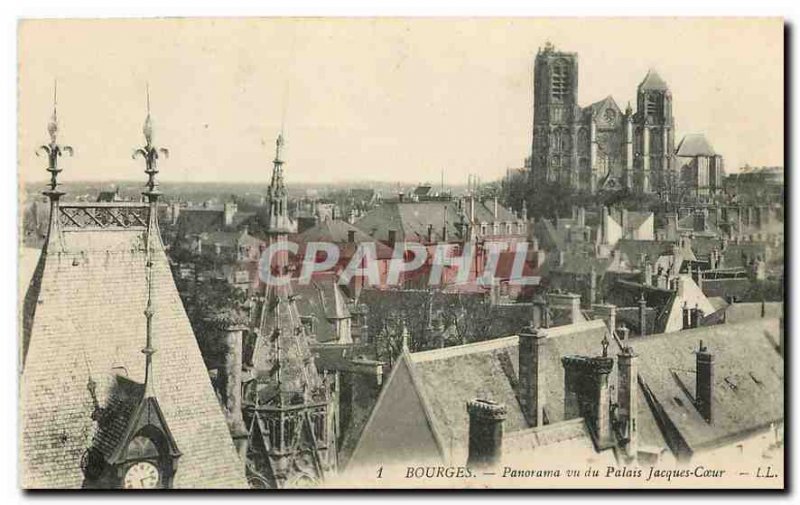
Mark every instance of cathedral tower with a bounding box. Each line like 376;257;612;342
531;42;580;188
632;69;675;194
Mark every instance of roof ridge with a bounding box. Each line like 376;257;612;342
410;319;607;363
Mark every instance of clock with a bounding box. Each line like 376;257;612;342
123;461;161;489
603;108;617;123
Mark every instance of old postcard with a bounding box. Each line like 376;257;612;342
17;17;784;490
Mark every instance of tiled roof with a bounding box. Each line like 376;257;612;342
676;134;716;157
20;214;247;488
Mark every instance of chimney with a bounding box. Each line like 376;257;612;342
493;197;498;220
398;191;405;203
223;201;237;227
638;294;648;336
466;399;507;469
695;341;714;423
518;326;547;427
592;303;617;334
547;292;581;325
427;224;434;243
219;322;249;464
347;229;356;243
617;344;638;459
642;262;653;287
561;342;614;448
588;266;597;306
600;206;609;245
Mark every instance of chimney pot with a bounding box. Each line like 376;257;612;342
518;326;548;427
695;341;714;423
466;399;507;469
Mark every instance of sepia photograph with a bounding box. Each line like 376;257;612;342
15;15;785;491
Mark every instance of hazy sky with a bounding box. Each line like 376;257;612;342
18;18;783;185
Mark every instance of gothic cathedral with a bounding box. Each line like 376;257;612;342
530;42;676;195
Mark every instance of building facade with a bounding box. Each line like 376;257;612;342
530;42;677;194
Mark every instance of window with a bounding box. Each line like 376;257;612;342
551;61;570;101
300;316;315;335
646;94;661;116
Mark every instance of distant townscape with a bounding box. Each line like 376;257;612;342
19;43;783;489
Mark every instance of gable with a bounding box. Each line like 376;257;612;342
348;357;443;469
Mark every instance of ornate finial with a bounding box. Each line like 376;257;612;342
601;333;609;357
37;80;73;194
143;83;153;146
133;85;169;199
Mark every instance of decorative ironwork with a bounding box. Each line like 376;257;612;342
58;203;150;229
36;81;73;195
132;85;169;199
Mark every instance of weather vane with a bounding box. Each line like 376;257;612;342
36;80;73;193
132;84;169;196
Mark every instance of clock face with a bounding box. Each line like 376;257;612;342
123;461;160;489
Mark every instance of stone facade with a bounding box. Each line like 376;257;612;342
530;42;677;194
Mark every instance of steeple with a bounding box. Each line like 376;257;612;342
36;81;73;249
265;133;292;237
132;85;169;398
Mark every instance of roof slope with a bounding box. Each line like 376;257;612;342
408;320;610;462
638;69;669;91
21;215;247;488
676;134;716;157
627;318;783;453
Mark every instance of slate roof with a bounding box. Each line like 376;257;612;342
294;276;352;344
638;69;669;91
676;134;717;157
355;199;520;244
625;318;783;453
406;320;611;462
20;207;247;488
297;219;394;259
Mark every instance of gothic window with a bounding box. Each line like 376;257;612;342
646;94;662;116
310;410;327;444
551;61;570;101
